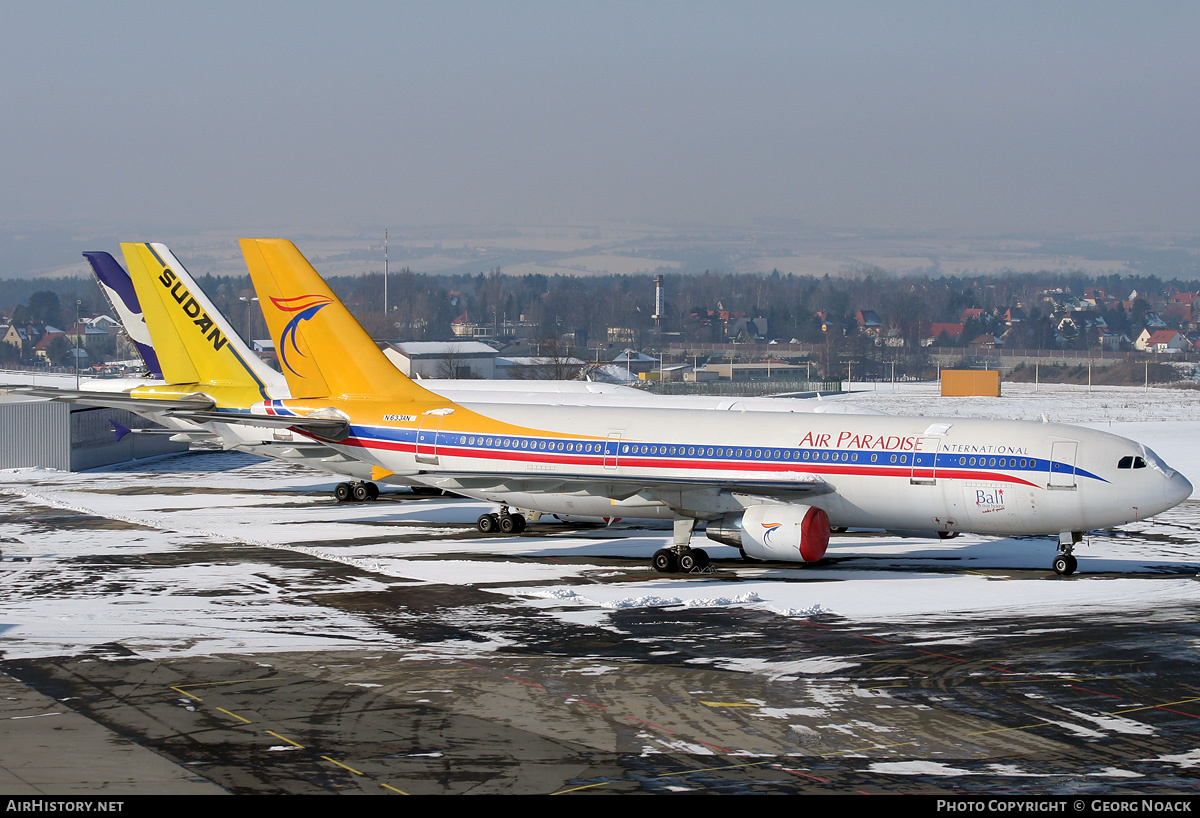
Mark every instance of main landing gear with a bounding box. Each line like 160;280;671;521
334;481;379;503
477;505;527;535
651;547;710;573
651;518;711;574
1053;531;1081;576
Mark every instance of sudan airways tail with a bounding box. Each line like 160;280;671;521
239;238;443;405
120;242;285;403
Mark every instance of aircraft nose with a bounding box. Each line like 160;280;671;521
1167;471;1193;507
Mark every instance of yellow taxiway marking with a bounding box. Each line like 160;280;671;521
169;686;204;702
967;722;1054;738
321;756;364;776
658;759;773;777
551;781;613;794
169;677;279;701
172;677;419;793
264;730;304;748
700;701;758;708
966;695;1200;739
821;740;919;756
1111;696;1200;717
216;707;251;724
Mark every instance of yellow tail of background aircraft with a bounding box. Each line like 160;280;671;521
120;242;282;406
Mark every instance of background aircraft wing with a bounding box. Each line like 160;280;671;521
14;387;215;413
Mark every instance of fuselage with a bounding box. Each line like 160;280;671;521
251;398;1192;535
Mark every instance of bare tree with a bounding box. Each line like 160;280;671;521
436;344;466;379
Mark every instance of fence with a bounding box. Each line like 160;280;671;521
642;379;843;397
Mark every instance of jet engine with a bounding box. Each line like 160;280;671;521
706;504;830;562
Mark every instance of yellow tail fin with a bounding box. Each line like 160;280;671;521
121;243;201;385
240;238;439;402
121;242;277;401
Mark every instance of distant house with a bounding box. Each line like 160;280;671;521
1002;307;1026;325
816;311;847;336
1171;292;1200;311
967;333;1002;350
1098;331;1131;352
33;331;66;363
611;349;658;375
1056;311;1107;335
1134;329;1190;354
606;327;638;344
1161;302;1196;329
450;311;494;339
925;323;964;345
0;324;22;352
855;309;883;336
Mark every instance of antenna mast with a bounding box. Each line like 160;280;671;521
383;228;389;319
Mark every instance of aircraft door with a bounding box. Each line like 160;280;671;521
1047;440;1078;489
910;437;941;485
416;410;451;465
604;433;622;470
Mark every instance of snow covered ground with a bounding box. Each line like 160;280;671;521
0;382;1197;663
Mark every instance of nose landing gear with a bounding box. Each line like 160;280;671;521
1053;531;1081;575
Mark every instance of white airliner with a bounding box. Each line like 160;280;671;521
227;238;1192;576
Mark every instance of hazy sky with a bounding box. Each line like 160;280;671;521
2;1;1197;236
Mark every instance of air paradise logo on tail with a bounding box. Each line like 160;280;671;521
271;294;333;377
157;267;229;351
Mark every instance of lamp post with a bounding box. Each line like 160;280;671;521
74;300;81;389
239;296;259;344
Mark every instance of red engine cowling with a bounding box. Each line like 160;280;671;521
708;505;830;563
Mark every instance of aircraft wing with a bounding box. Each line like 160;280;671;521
14;387;215;413
14;388;350;441
182;410;351;441
416;470;831;515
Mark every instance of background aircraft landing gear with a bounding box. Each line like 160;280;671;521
1053;531;1082;575
477;506;526;534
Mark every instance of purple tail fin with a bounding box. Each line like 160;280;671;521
83;251;163;378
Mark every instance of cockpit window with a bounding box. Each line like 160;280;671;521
1118;456;1148;470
